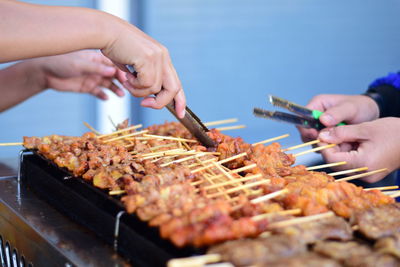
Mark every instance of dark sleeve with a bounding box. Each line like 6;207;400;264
364;72;400;118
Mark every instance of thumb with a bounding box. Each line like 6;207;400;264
318;125;365;144
319;102;356;127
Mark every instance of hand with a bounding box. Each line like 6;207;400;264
297;94;380;143
38;50;126;100
100;22;185;118
317;117;400;183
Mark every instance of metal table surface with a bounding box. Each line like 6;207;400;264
0;157;130;267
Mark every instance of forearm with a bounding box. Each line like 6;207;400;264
0;0;119;62
0;60;45;112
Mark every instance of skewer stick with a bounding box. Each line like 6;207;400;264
294;144;336;157
195;158;230;200
98;124;143;138
252;209;301;221
0;142;23;146
250;188;289;204
252;134;289;146
306;161;347;171
188;158;218;168
167;254;221;267
268;211;335;228
143;134;198;143
160;152;219;167
364;185;399;191
83;122;101;135
194;163;258;186
282;140;320;151
149;143;177;151
382;190;400;195
215;125;246;131
329;167;368;177
109;190;126;195
207;179;270;198
335;168;388;182
388;191;400;198
103;130;148;143
202;174;263;190
191;152;247;173
204;118;238;127
211;162;251;195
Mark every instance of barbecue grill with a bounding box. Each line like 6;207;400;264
0;154;132;267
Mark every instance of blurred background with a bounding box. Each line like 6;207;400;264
1;0;400;165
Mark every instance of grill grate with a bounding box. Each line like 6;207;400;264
0;235;32;267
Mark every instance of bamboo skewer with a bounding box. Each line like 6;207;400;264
364;185;399;191
192;164;258;186
202;174;263;190
306;161;347;171
103;130;148;143
109;190;126;195
143;134;198;143
204;118;238;127
207;179;270;198
336;168;388;182
188;158;218;168
0;142;23;146
252;134;289;146
211;162;248;196
282;140;320;151
388;191;400;198
294;144;336;157
167;254;221;267
251;208;302;222
83;122;101;135
268;211;335;228
149;143;177;151
160;152;220;168
250;189;289;204
99;124;143;138
215;125;246;131
191;152;247;174
329;167;368;177
195;158;230;200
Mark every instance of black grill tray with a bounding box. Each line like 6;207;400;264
20;152;204;266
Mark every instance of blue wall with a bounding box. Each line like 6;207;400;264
141;0;400;153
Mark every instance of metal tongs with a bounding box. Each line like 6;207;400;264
253;95;345;130
125;65;215;147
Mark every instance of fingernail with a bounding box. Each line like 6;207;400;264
178;109;186;119
322;114;334;125
319;130;331;140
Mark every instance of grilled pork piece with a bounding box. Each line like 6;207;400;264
208;235;306;267
272;215;353;243
351;203;400;239
313;240;400;267
375;233;400;259
264;252;341;267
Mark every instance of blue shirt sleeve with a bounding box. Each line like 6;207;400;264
369;72;400;90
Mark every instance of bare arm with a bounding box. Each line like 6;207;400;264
0;0;113;62
0;0;186;116
0;60;44;112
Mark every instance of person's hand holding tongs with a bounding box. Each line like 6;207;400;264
125;65;215;148
253;95;346;130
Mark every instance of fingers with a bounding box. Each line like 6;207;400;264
296;126;319;143
318;124;367;144
319;102;357;127
174;89;186;118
